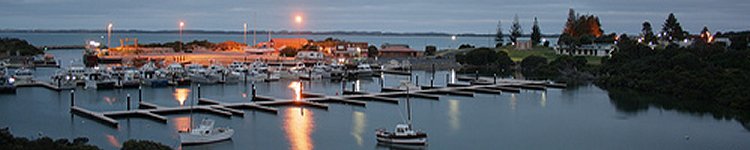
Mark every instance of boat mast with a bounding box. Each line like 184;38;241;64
406;86;412;128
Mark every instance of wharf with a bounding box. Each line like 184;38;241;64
68;75;566;128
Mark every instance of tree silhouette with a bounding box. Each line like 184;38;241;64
661;13;688;42
531;17;542;46
495;20;504;46
510;14;522;44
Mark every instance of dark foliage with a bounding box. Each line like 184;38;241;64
455;48;513;73
458;44;475;49
0;38;43;56
367;45;379;57
121;140;172;150
661;13;688;42
0;127;100;150
531;17;542;45
425;45;437;56
280;47;298;57
598;36;750;110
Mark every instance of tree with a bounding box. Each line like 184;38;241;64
641;21;657;44
531;17;542;46
510;14;522;44
425;45;437;56
121;140;171;150
662;13;688;42
700;26;711;43
280;47;297;57
458;44;475;49
495;20;504;46
367;45;379;57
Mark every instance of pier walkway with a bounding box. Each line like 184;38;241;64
69;75;566;128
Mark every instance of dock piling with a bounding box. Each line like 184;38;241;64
415;75;419;86
351;82;356;92
493;74;497;84
475;70;479;81
430;77;434;87
69;90;74;107
446;74;450;85
127;94;131;111
138;86;142;102
251;84;256;100
197;84;201;99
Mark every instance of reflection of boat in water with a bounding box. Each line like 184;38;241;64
376;142;427;150
375;84;428;145
179;118;234;145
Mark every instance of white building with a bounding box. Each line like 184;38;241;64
555;43;615;57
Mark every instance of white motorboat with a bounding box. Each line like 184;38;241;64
84;68;117;89
351;64;373;77
180;118;234;145
180;86;234;145
119;69;141;88
228;61;248;73
375;85;428;145
12;68;34;82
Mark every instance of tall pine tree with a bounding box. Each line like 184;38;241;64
642;21;657;44
531;17;542;46
495;20;504;47
662;13;687;42
510;14;522;44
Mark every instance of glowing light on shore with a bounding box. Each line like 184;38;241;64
174;88;191;106
289;81;302;101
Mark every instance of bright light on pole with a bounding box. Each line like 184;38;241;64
243;23;248;45
107;22;113;48
179;21;185;51
295;15;303;24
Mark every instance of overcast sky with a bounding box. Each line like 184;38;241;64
1;0;748;34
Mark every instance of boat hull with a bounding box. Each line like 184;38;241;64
375;131;428;145
180;129;234;145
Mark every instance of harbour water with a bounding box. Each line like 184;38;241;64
0;34;748;150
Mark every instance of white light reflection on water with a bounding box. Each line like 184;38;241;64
448;99;461;131
541;92;547;108
351;111;366;146
510;93;517;111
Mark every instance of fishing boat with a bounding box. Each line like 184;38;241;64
84;67;117;89
119;69;141;88
350;63;373;77
0;66;16;93
180;118;235;145
375;83;428;145
186;64;217;84
12;68;34;83
228;61;248;73
180;85;234;145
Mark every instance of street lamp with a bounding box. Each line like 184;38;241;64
243;23;248;45
107;22;113;48
179;21;185;51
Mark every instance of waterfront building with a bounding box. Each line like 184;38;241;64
554;43;615;57
379;44;421;58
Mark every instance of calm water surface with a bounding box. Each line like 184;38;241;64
0;38;748;149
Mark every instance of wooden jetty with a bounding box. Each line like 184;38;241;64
69;75;566;128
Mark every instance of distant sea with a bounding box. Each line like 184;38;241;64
0;32;557;50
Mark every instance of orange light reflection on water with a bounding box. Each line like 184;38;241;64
289;81;303;101
283;108;315;150
173;116;192;132
105;134;121;148
174;88;191;106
